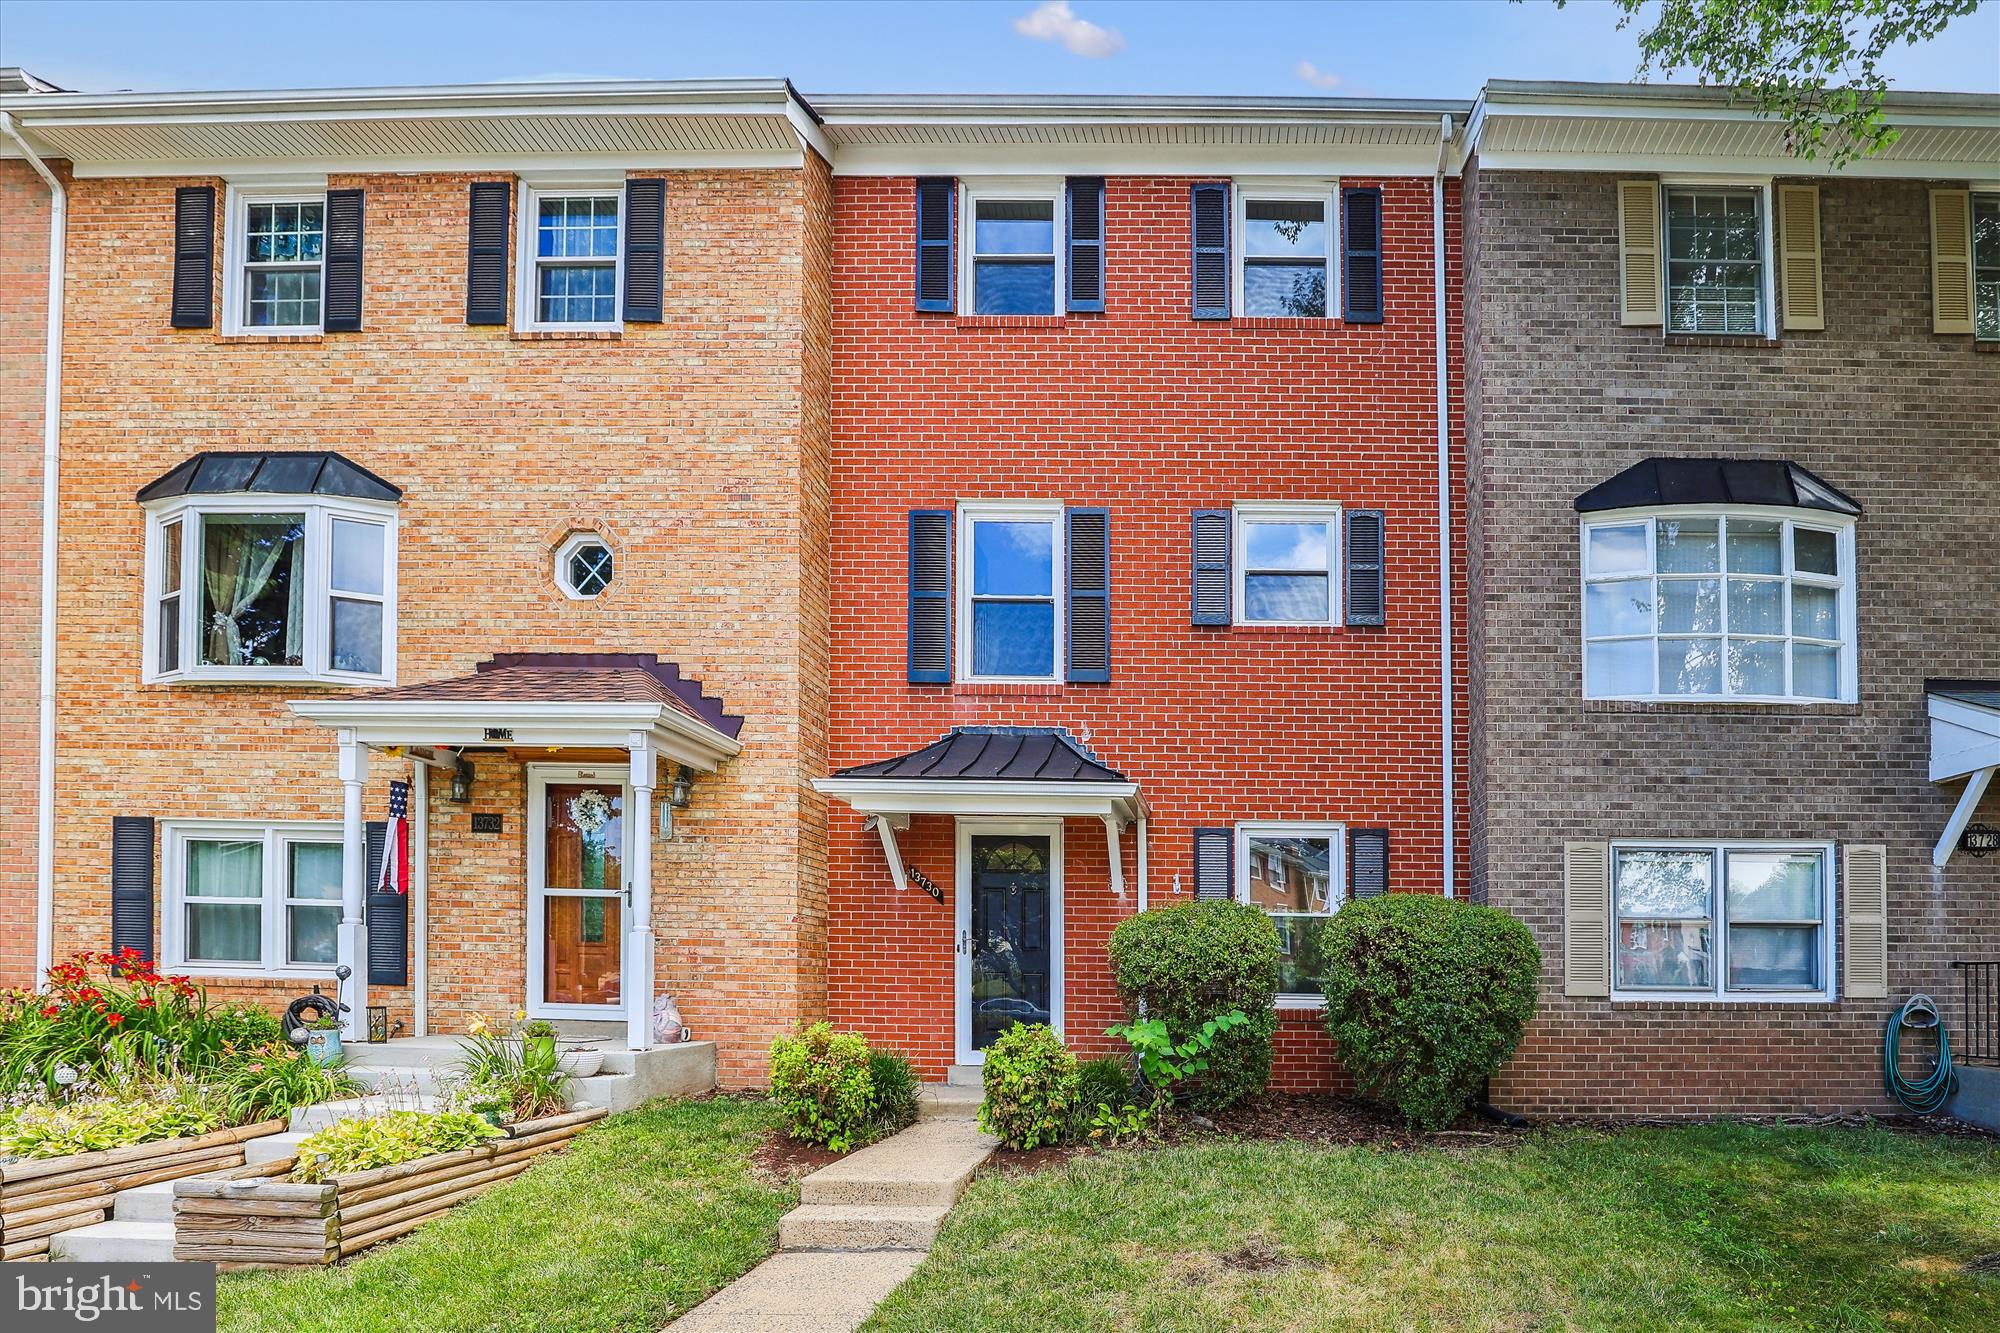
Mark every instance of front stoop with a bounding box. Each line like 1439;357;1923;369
343;1037;717;1113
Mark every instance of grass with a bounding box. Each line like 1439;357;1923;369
868;1123;2000;1332
219;1097;789;1333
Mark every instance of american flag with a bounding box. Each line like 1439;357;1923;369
378;780;412;895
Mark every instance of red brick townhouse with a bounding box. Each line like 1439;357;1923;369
810;95;1470;1084
0;76;837;1085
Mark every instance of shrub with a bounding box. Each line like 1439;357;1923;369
1107;902;1281;1111
1320;894;1541;1131
212;1043;362;1124
0;1084;226;1160
456;1020;572;1122
1074;1056;1132;1116
977;1023;1077;1151
867;1050;920;1137
1106;1011;1250;1107
292;1110;502;1182
769;1022;875;1152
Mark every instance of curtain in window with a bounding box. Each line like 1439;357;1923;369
186;839;262;962
201;515;303;666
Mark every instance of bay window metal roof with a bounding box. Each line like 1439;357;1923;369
1573;458;1859;516
831;727;1125;783
137;451;401;503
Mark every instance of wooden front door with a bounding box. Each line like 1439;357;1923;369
527;766;626;1016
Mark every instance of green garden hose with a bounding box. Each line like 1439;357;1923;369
1883;993;1956;1116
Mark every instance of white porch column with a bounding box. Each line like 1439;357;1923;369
411;759;430;1037
337;730;369;1043
626;733;657;1052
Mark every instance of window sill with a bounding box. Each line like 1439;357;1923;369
216;332;325;344
1662;333;1776;348
1582;698;1860;717
512;328;623;341
1274;996;1327;1012
951;314;1066;330
1606;996;1836;1010
951;680;1065;698
167;965;339;983
148;674;392;690
1227;316;1343;329
1221;622;1345;634
1974;340;1998;354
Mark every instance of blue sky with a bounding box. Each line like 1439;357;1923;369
2;0;1995;99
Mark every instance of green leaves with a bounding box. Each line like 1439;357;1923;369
1107;902;1282;1111
292;1110;503;1182
1105;1010;1250;1103
768;1022;876;1152
977;1023;1078;1151
0;1084;228;1159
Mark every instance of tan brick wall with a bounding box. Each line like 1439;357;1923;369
46;163;831;1086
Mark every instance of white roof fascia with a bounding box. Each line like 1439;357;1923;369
289;698;743;771
815;776;1140;823
1930;693;2000;784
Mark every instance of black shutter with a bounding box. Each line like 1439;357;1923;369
915;177;955;313
171;186;215;329
623;178;666;323
1349;829;1390;900
465;180;511;326
1342;186;1383;324
1190;183;1230;320
1065;507;1110;682
1066;176;1105;313
110;816;156;961
1191;509;1231;625
364;819;407;987
1193;828;1233;901
322;188;365;333
1344;508;1386;626
908;509;953;683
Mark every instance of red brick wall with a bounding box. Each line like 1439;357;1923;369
827;175;1466;1085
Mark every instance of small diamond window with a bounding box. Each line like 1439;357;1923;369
558;536;614;599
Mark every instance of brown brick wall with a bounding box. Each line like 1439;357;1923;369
1463;164;2000;1116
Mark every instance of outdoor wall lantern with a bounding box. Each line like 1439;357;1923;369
669;765;695;809
448;758;475;804
367;1005;389;1044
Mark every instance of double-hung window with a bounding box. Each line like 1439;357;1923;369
957;502;1063;681
1582;510;1853;702
1237;822;1345;1002
1234;503;1341;626
1612;842;1833;1000
1664;186;1769;335
519;186;622;330
962;182;1061;315
1236;187;1335;318
1975;192;1999;342
146;496;397;685
225;190;326;334
165;822;343;976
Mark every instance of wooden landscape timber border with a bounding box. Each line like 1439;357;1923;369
0;1119;286;1262
172;1107;608;1268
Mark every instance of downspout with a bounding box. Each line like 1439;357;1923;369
1136;811;1149;912
1;113;66;980
1433;113;1456;898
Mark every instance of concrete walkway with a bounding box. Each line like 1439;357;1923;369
672;1079;993;1332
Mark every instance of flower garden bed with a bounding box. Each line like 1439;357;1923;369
0;1117;285;1261
173;1107;607;1268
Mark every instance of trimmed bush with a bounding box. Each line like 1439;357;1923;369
1320;894;1541;1131
769;1022;874;1152
1107;901;1280;1111
868;1049;920;1136
977;1024;1077;1151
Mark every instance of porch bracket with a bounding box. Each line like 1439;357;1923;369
866;814;911;892
1934;765;1995;869
626;731;657;1052
337;729;369;1043
1101;813;1127;899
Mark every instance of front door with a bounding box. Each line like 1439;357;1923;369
527;765;627;1018
955;820;1062;1064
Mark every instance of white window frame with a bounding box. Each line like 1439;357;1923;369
956;500;1065;684
555;532;615;601
1232;501;1343;628
515;183;624;333
1579;504;1856;704
221;185;329;336
161;820;344;979
1659;177;1777;339
1974;190;2000;343
959;178;1064;316
1235;820;1347;1008
1232;178;1339;320
1609;839;1837;1004
142;492;399;686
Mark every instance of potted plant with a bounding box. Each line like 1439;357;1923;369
302;1013;344;1067
557;1044;604;1078
517;1015;557;1066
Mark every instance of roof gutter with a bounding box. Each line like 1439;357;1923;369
1433;112;1456;898
0;111;64;983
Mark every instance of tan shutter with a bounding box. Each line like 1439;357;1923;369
1617;180;1663;327
1564;841;1611;997
1930;189;1974;335
1843;844;1888;999
1778;184;1825;331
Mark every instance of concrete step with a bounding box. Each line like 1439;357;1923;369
799;1116;996;1209
347;1065;446;1095
917;1083;981;1120
112;1179;178;1223
290;1091;446;1131
945;1063;984;1088
50;1219;175;1263
567;1041;716;1112
673;1248;925;1332
245;1130;313;1166
779;1202;950;1252
342;1036;468;1069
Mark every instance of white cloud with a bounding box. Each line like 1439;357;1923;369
1013;2;1126;59
1295;60;1343;92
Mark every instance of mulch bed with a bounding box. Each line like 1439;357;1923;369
974;1140;1089;1180
1184;1092;1523;1151
751;1131;846;1183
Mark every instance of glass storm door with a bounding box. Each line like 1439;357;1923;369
957;826;1060;1062
528;767;626;1016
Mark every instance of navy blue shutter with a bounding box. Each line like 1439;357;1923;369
322;189;365;333
364;819;407;986
171;186;215;329
1344;508;1386;626
1065;507;1110;682
1191;509;1231;625
1342;186;1383;323
914;178;955;313
1066;177;1105;313
465;181;511;326
1193;828;1233;901
623;178;666;323
1190;183;1230;319
110;817;155;961
908;510;953;683
1349;829;1389;899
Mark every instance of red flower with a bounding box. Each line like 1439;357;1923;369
103;1011;125;1026
135;997;156;1009
40;1004;60;1018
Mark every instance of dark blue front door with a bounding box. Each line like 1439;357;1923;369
969;834;1052;1051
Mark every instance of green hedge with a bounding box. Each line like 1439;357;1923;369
1106;901;1279;1112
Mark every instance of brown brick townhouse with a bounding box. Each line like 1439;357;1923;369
2;69;1995;1114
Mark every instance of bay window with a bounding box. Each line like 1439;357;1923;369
1237;822;1345;1002
1612;842;1834;1000
165;822;343;976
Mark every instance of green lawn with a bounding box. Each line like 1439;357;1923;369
219;1097;790;1333
869;1124;2000;1332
